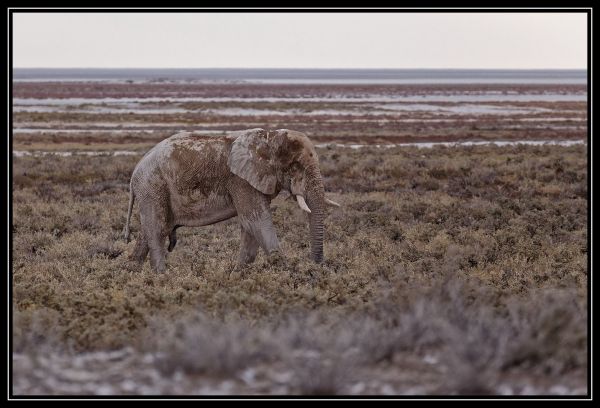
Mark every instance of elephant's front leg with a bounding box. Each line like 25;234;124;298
231;181;280;262
238;208;280;258
238;227;259;264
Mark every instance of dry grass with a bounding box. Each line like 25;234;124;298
137;280;586;395
11;144;588;395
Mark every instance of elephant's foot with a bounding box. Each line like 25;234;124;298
238;227;259;264
130;238;149;263
238;250;258;265
142;224;169;273
265;250;287;268
123;258;144;272
230;262;250;277
149;250;167;273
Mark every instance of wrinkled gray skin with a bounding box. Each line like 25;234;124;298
123;128;335;273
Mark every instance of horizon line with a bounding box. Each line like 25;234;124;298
12;67;588;71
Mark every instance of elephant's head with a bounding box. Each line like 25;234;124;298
228;128;339;263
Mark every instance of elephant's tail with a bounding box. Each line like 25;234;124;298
123;183;135;242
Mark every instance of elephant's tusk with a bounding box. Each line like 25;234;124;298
296;195;311;213
325;198;341;207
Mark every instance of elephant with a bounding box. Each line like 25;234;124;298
123;128;340;273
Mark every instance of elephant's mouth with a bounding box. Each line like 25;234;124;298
293;192;339;213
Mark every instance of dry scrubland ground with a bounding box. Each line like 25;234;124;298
12;143;587;395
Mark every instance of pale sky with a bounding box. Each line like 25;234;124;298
13;12;588;69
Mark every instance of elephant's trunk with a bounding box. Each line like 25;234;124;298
304;164;325;263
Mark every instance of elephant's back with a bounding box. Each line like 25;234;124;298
162;131;234;167
133;131;215;172
132;131;235;192
162;132;235;196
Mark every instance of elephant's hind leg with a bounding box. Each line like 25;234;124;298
139;201;171;273
148;229;167;273
131;234;149;263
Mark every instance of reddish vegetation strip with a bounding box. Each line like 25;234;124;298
12;130;587;147
13;82;587;99
11;82;588;147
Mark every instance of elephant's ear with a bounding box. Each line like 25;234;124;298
228;129;278;195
